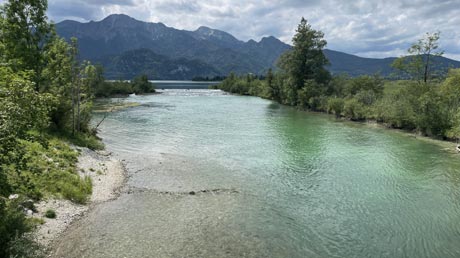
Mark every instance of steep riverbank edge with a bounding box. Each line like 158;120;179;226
31;147;127;249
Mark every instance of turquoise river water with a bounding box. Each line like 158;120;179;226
52;89;460;258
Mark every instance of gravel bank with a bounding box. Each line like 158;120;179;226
32;147;126;247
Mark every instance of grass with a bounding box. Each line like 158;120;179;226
27;217;45;226
49;130;104;150
4;137;93;203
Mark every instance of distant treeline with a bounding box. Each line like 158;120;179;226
96;74;156;97
192;75;227;81
217;20;460;140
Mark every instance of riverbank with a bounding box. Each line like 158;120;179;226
225;89;460;154
31;147;126;248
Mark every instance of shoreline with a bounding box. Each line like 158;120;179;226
224;90;460;153
32;146;127;249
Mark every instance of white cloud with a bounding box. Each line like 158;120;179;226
1;0;459;60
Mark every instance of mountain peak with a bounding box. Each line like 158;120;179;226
196;26;212;32
260;36;279;43
102;14;133;21
193;26;239;43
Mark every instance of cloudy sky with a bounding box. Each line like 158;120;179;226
2;0;460;60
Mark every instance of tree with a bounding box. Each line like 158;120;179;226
132;74;155;94
266;68;279;100
278;18;330;105
441;69;460;139
41;37;73;129
392;32;443;83
0;0;53;88
70;37;79;134
278;18;330;87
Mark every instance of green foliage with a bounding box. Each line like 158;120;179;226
2;137;92;203
58;131;104;151
132;74;155;94
374;89;416;129
44;209;56;219
0;67;54;148
105;80;133;96
343;98;367;121
392;32;444;83
41;37;75;131
0;198;44;258
4;232;44;258
0;0;52;86
277;18;330;105
1;0;103;254
327;98;344;117
344;75;384;98
415;88;450;137
442;69;460;139
94;75;156;98
278;18;330;88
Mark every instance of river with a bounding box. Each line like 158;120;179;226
52;87;460;258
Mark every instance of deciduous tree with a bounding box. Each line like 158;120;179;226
392;32;443;83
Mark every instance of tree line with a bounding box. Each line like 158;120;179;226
217;18;460;141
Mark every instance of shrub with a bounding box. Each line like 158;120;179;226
327;98;345;117
343;98;367;121
132;74;155;94
0;198;37;258
3;138;93;203
44;209;57;219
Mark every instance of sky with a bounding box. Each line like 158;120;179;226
2;0;460;60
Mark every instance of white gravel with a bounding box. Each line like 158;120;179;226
32;147;126;247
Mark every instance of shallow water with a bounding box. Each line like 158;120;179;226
53;89;460;258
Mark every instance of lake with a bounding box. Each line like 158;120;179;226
52;86;460;257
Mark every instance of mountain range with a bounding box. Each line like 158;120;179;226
55;14;460;80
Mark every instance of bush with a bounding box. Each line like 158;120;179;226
327;98;345;117
132;74;155;94
0;198;41;258
2;137;93;203
343;98;367;121
5;233;44;258
44;209;56;219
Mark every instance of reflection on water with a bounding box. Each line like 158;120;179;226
53;89;460;258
